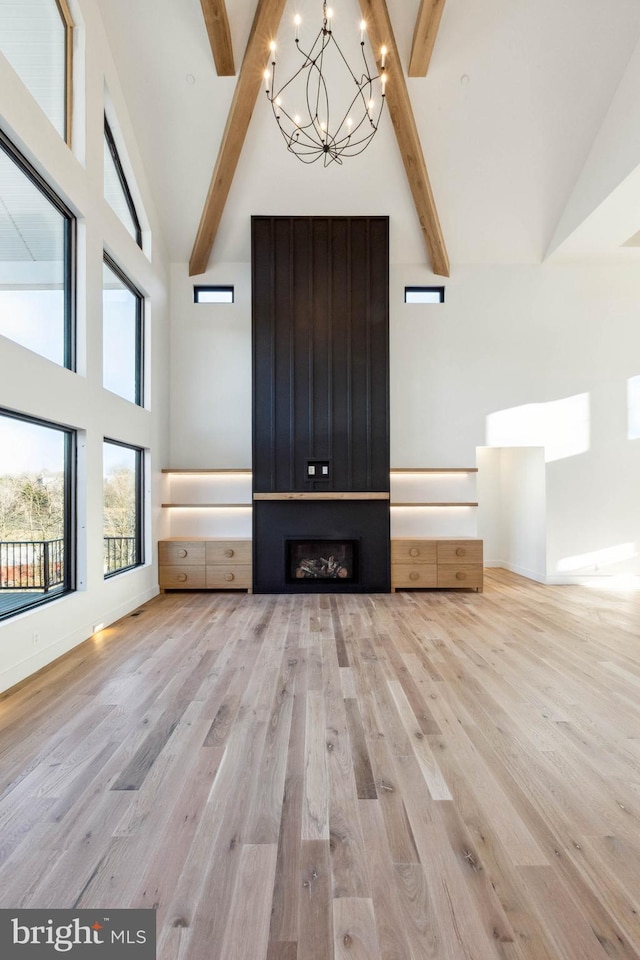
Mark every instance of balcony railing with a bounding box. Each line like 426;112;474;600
0;536;138;590
0;539;65;592
104;536;137;575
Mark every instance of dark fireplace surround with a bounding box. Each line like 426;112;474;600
254;500;389;594
252;216;390;594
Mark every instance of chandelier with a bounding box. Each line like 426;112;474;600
264;3;388;166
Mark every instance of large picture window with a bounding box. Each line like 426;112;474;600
104;117;142;247
0;409;75;621
103;440;144;577
103;255;144;405
0;132;75;369
0;0;73;143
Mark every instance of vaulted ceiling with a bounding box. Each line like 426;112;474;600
98;0;640;271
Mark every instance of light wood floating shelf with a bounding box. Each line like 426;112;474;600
161;469;252;475
161;503;252;509
391;468;478;474
254;492;390;501
391;502;479;507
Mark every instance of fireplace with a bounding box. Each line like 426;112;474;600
253;499;389;594
287;539;358;583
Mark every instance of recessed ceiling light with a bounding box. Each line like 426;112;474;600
186;74;196;85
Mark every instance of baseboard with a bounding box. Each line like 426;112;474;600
485;561;640;587
484;560;546;583
0;584;160;696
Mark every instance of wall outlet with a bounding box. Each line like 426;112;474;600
307;459;330;479
32;632;40;646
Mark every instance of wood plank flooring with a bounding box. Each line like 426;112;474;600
0;569;639;959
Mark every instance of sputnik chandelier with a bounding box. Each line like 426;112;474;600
264;3;388;166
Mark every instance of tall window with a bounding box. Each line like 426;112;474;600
0;0;73;143
103;440;143;577
0;409;75;621
0;131;75;368
104;117;142;247
103;255;144;405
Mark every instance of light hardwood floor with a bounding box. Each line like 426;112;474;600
0;569;639;960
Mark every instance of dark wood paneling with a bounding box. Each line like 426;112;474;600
252;216;389;493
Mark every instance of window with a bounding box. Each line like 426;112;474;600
103;255;144;405
404;286;445;304
103;440;144;577
0;0;73;143
0;131;75;368
194;286;234;304
0;409;75;621
104;116;142;247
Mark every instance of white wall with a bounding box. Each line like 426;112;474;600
169;258;640;583
0;0;171;693
478;447;547;582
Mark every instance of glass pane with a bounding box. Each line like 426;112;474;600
405;288;444;304
0;144;67;365
0;0;67;139
104;131;139;244
195;287;234;303
103;441;140;576
103;260;140;404
0;412;69;619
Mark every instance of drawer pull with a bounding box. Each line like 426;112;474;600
225;573;235;582
177;573;188;582
409;547;419;558
409;571;419;581
224;548;234;558
178;549;188;558
456;547;466;557
456;571;466;581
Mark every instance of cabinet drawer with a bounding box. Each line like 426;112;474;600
206;565;252;589
159;565;207;588
392;564;438;589
205;540;251;565
158;541;206;565
437;540;483;564
437;565;483;589
391;539;437;564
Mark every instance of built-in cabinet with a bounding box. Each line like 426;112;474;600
158;537;252;591
160;467;483;592
390;538;483;591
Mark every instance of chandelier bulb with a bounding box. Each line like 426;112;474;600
270;40;277;52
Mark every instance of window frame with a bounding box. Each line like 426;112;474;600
104;116;143;248
194;285;235;304
103;439;145;579
55;0;75;146
103;252;144;406
0;407;76;623
0;129;76;370
404;286;445;304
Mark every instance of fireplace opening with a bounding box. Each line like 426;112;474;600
286;539;358;583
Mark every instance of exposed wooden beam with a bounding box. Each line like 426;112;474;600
358;0;450;277
200;0;235;76
408;0;447;77
190;0;288;276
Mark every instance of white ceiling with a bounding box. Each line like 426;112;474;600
97;0;640;269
